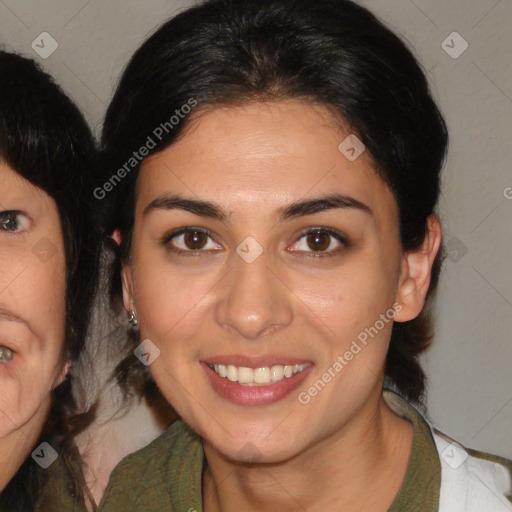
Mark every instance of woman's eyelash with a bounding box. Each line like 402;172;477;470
162;227;219;255
291;228;349;257
0;211;30;234
162;226;349;257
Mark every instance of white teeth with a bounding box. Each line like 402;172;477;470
211;363;309;386
270;365;284;382
238;367;253;384
227;365;238;382
254;367;270;384
0;346;14;364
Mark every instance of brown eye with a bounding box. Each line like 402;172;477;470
165;227;222;254
306;231;331;251
184;230;208;250
289;227;348;257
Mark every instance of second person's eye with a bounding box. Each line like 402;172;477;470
0;211;30;234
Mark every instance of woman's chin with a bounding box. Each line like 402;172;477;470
203;432;305;466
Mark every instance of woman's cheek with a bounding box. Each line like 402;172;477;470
136;264;210;322
0;368;47;437
296;273;364;331
28;252;66;315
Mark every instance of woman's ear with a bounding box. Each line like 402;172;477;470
53;359;72;388
394;214;442;322
120;264;135;314
111;229;136;315
111;229;122;247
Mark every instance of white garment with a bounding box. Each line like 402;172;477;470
433;431;512;512
384;390;512;512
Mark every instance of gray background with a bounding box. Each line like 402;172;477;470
1;0;510;457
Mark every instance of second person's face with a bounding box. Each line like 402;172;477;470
0;162;66;446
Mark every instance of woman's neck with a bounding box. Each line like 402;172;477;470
202;394;413;512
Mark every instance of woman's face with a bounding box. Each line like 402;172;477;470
122;100;430;463
0;161;66;442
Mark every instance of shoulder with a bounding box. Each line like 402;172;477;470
432;429;512;512
111;417;200;473
18;447;89;512
384;389;512;512
98;419;203;512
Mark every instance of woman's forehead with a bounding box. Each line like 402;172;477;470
0;161;59;221
137;100;393;211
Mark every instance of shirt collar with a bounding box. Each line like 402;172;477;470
384;389;441;511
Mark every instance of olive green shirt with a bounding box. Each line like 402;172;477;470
97;391;442;511
36;391;512;511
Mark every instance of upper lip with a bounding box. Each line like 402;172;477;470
202;355;313;368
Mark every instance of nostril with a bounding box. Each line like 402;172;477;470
259;324;282;338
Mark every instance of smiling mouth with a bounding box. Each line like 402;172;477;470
207;363;311;386
0;346;14;364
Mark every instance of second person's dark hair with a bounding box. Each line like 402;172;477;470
0;50;101;511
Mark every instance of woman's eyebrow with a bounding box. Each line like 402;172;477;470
143;194;228;221
0;307;26;325
142;193;373;222
280;194;373;220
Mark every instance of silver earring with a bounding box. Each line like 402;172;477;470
128;310;138;326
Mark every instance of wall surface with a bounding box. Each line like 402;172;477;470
1;0;510;458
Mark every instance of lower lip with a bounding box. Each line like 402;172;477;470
202;363;313;406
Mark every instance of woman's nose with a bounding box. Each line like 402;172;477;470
214;241;293;340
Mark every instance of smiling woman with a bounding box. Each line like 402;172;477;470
0;51;100;511
95;0;511;511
